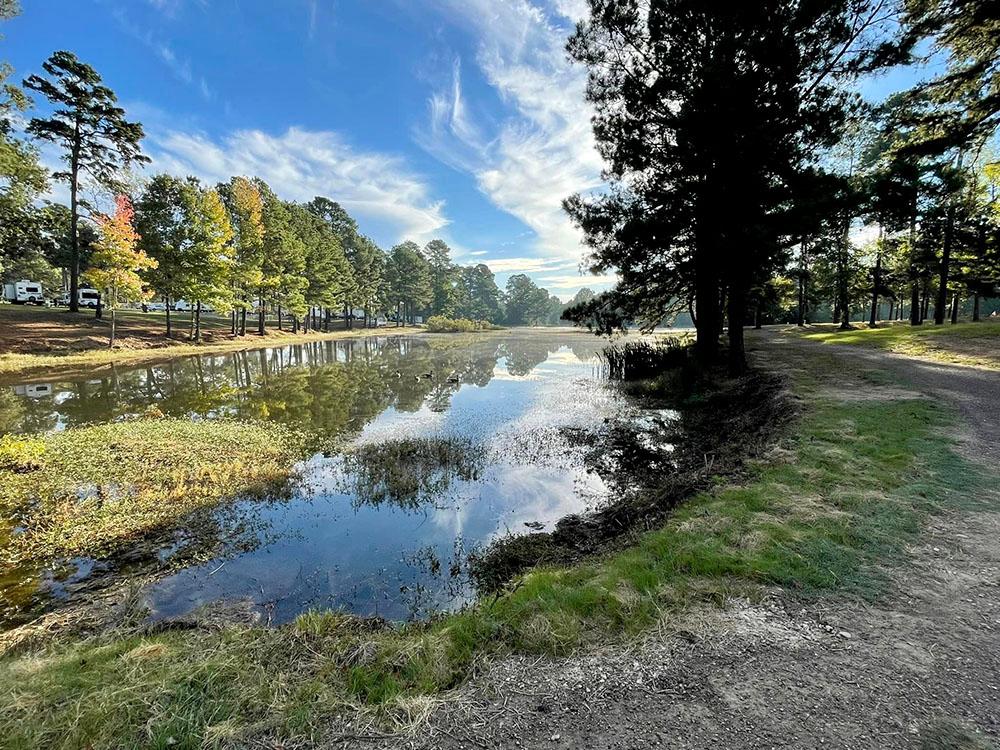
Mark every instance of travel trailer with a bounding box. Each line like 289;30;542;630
58;287;101;308
2;280;44;304
173;300;215;312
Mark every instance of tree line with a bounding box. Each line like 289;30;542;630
0;20;582;340
562;0;1000;372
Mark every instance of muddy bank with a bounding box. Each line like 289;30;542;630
470;364;792;593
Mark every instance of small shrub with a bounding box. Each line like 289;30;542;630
425;316;496;333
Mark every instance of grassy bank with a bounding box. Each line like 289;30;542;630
0;345;988;749
789;320;1000;369
0;303;424;381
0;324;423;382
0;418;303;569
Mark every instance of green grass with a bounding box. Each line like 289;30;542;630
0;418;303;568
0;354;989;748
793;320;1000;368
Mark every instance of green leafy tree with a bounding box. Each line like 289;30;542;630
287;201;351;331
218;176;265;335
24;51;148;312
135;174;190;336
504;273;550;326
183;184;234;341
255;179;307;333
424;239;459;316
0;1;49;280
386;241;432;325
349;234;386;326
457;263;503;323
565;1;893;371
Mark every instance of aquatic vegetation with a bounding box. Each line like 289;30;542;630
598;337;691;380
340;437;487;509
0;418;304;568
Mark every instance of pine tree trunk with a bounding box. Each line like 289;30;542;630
693;254;721;364
727;282;747;375
950;295;959;324
258;296;265;336
973;293;981;322
195;301;202;342
109;309;116;348
797;273;805;327
166;301;172;338
68;136;81;313
869;244;882;328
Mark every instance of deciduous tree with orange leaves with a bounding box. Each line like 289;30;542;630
84;194;156;347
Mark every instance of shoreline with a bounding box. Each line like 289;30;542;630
0;324;428;383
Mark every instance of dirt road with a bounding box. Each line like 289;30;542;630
765;333;1000;467
366;335;1000;750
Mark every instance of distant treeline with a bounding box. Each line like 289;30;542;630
0;38;587;335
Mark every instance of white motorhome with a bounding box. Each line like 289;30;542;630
2;280;44;305
174;300;215;313
59;287;101;308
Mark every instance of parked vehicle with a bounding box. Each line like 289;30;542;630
58;287;101;308
142;301;168;312
2;280;44;305
174;300;215;313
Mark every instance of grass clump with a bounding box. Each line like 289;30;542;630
599;337;691;380
341;437;486;508
0;376;986;747
424;316;500;333
0;418;303;568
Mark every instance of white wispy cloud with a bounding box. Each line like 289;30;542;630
108;4;214;101
307;0;318;40
480;257;572;274
146;126;450;242
417;0;604;264
537;272;617;290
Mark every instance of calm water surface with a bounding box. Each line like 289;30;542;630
1;332;650;625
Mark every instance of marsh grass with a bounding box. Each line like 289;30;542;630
0;418;303;568
340;437;487;509
1;364;987;748
599;337;691;380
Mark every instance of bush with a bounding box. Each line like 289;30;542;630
425;316;497;333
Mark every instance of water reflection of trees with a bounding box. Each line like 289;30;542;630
3;334;602;443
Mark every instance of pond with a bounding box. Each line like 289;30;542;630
0;331;665;626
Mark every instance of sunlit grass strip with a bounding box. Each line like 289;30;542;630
0;389;986;748
794;321;1000;369
0;325;425;381
0;418;304;568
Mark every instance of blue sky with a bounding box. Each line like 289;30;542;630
4;1;927;300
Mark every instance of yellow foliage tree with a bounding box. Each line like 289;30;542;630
84;195;157;347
